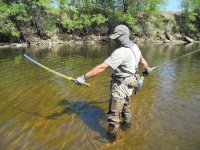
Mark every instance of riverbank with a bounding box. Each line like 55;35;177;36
0;33;199;49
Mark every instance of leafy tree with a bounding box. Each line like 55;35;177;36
179;0;200;36
113;0;167;34
0;0;31;41
0;0;171;42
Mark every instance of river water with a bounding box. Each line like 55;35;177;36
0;43;200;150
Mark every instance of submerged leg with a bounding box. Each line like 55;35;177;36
107;96;125;139
121;96;132;128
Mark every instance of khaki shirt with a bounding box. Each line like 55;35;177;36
105;44;142;79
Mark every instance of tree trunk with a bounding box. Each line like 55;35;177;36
123;0;129;13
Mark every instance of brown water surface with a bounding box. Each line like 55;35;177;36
0;43;200;150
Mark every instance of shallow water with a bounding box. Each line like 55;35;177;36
0;43;200;150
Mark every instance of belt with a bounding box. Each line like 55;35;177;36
111;74;135;85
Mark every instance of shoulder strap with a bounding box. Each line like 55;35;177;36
129;45;138;71
117;46;137;76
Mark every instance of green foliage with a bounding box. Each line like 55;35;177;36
45;14;58;37
2;0;187;42
115;12;141;33
120;0;167;34
0;0;170;41
62;8;107;32
0;0;33;39
14;55;23;64
0;1;19;38
180;0;200;35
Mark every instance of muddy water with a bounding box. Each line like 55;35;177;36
0;43;200;150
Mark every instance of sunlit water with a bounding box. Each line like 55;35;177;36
0;43;200;150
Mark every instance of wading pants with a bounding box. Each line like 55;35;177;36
107;80;134;132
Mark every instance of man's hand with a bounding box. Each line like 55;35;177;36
142;67;154;77
75;74;87;85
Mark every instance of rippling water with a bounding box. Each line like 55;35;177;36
0;43;200;150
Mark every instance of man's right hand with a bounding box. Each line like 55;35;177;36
142;67;154;77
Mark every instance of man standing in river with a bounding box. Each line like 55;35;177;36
75;25;153;140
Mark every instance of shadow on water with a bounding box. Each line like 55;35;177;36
48;99;110;141
8;99;111;142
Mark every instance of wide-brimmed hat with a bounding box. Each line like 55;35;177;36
109;25;129;39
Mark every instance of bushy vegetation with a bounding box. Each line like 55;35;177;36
178;0;200;37
0;0;199;43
